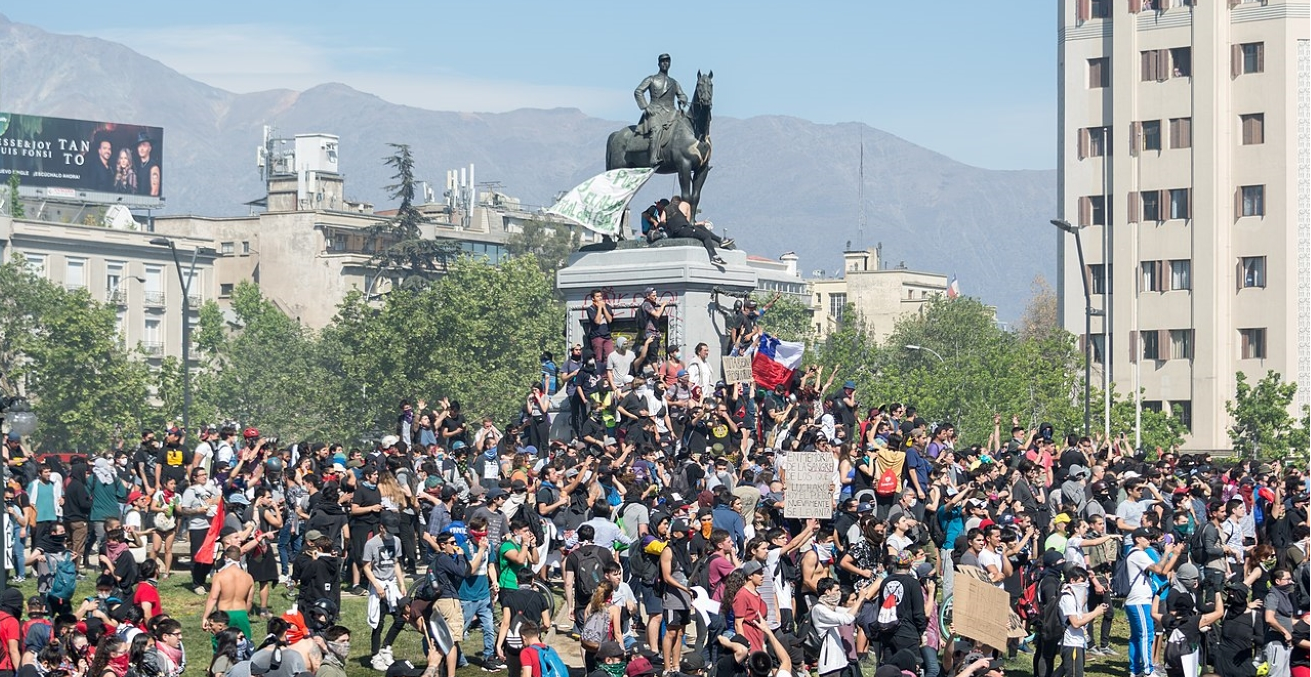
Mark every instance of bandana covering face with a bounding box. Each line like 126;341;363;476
600;662;627;677
820;590;842;607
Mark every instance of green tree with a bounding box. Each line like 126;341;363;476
0;259;152;451
7;173;24;218
193;282;336;440
323;255;562;430
1226;370;1304;460
1087;385;1189;454
753;293;815;345
506;220;579;275
368;143;462;292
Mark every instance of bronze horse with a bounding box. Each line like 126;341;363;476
607;71;713;216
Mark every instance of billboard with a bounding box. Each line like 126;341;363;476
0;112;164;207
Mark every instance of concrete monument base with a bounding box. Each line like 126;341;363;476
555;241;758;379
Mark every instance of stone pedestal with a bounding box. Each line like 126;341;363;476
555;240;757;378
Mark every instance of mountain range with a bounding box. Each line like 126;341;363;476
0;14;1055;319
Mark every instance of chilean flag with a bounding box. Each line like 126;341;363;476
751;333;804;390
946;276;961;299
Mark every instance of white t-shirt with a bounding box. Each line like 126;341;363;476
194;441;214;474
978;548;1005;587
766;548;794;613
1059;590;1088;647
887;533;913;554
1064;535;1087;568
1125;548;1156;605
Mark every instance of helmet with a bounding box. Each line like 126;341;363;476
305;598;339;631
265;457;284;473
242;427;259;439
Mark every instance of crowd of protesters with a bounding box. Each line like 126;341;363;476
0;287;1306;677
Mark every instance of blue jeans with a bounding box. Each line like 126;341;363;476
278;528;301;577
10;521;24;578
461;596;496;660
1126;603;1154;676
922;645;941;677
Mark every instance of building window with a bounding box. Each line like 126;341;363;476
1169;118;1192;148
1169;188;1191;220
1143;400;1164;414
1239;328;1266;359
1079;195;1108;226
143;318;163;357
1169;260;1191;290
241;241;251;255
1240;185;1265;217
1172;401;1192;431
829;293;847;324
144;266;165;306
1142;120;1162;151
1141;330;1161;360
1142;49;1169;82
1239;256;1266;288
219;283;234;298
1079;127;1109;159
1142;191;1162;221
1089;57;1110;88
64;257;86;290
1141;260;1162;292
1091;0;1109;17
22;253;46;278
220;242;235;255
106;261;125;302
1241;114;1264;145
1089;334;1105;364
1169;329;1193;360
1170;47;1191;77
1238;42;1264;75
331;234;346;252
1087;263;1110;295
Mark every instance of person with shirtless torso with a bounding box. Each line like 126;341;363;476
203;546;255;640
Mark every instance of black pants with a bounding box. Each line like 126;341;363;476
1034;634;1062;677
1056;646;1085;677
397;512;418;573
671;225;723;258
570;393;586;439
189;527;212;587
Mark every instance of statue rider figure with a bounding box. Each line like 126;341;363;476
634;53;687;167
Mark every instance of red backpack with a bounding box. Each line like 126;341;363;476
875;468;899;496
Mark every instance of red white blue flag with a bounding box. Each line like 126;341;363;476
947;276;961;299
751;333;804;390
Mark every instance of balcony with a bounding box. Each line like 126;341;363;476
107;288;127;305
63;283;86;293
144;291;166;307
188;294;203;308
141;342;164;357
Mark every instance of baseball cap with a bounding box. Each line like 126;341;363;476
487;488;507;500
303;529;324;542
671;518;691;534
643;286;656;296
843;380;856;390
1053;513;1071;525
380;435;399;449
626;656;657;677
681;653;707;673
742;560;764;577
127;490;145;503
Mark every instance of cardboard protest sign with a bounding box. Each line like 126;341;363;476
783;451;833;519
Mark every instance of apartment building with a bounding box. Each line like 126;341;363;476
1056;0;1309;451
812;248;949;342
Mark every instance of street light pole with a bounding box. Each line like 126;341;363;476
150;238;212;435
1051;219;1092;436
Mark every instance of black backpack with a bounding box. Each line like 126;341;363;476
630;547;660;586
574;545;609;599
687;553;722;596
1189;522;1220;567
1037;584;1068;641
926;508;948;548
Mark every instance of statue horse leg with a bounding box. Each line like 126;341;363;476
676;160;694;211
690;161;712;217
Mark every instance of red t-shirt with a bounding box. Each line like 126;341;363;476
0;611;20;670
708;554;736;602
732;588;768;652
134;581;162;619
519;644;546;677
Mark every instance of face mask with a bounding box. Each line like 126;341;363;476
817;543;835;562
97;592;109;600
820;590;842;607
1262;559;1277;570
110;654;131;672
1277;583;1294;593
327;640;350;659
237;637;255;661
600;662;627;677
361;481;377;490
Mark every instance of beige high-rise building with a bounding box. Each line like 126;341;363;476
1056;0;1309;452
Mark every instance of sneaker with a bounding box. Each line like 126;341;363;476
711;256;727;265
1097;645;1118;657
482;658;507;672
1086;646;1105;656
11;577;24;583
371;654;391;671
351;585;368;597
720;238;735;249
192;585;208;596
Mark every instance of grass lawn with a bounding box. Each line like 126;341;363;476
9;574;1139;677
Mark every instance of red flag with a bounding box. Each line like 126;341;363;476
194;497;225;565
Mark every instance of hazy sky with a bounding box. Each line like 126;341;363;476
4;1;1057;170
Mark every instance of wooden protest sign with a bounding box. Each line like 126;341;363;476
721;356;753;384
783;451;833;519
952;572;1012;652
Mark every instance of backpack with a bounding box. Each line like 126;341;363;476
874;579;903;633
574;545;609;600
535;644;570;677
412;568;442;602
1163;627;1194;668
875;468;899;497
687;553;721;597
927;508;948;548
48;552;78;603
1189;522;1221;567
579;609;612;652
1037;588;1068;642
1109;551;1136;598
1016;581;1041;625
777;549;803;587
630;548;660;586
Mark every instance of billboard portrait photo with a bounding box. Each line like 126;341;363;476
0;112;164;205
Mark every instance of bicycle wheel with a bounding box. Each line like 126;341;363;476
531;578;558;622
939;593;953;639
